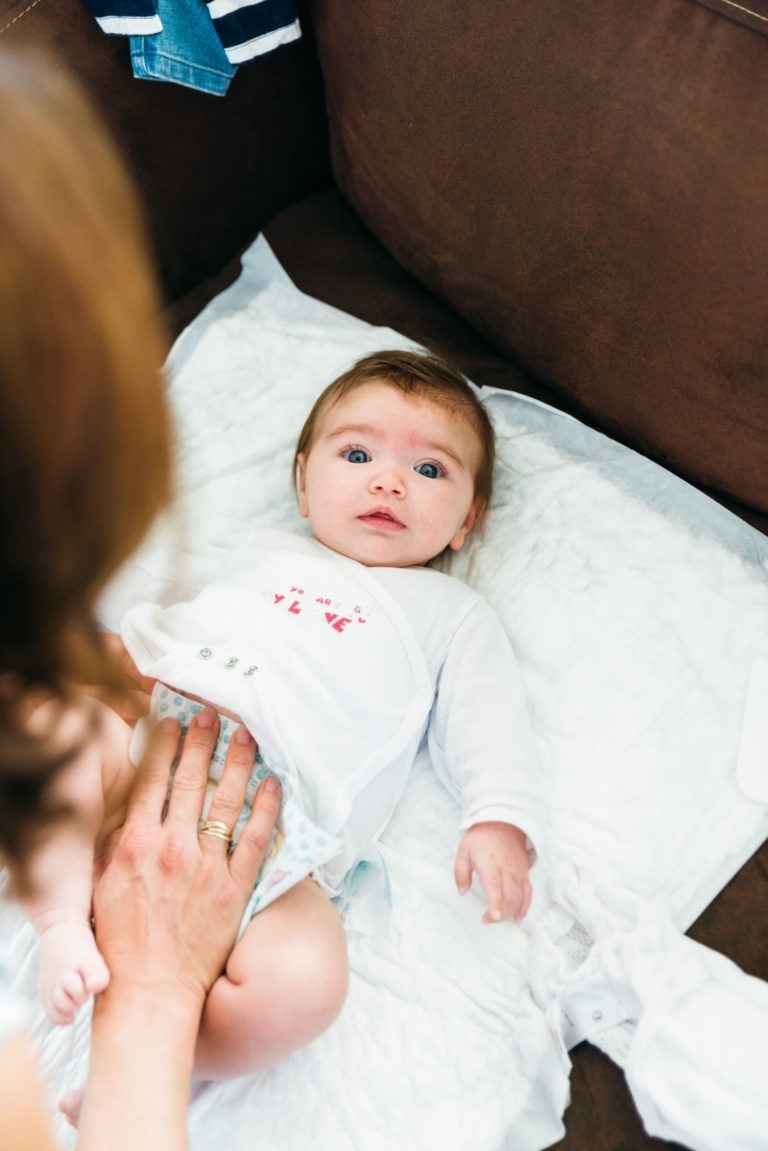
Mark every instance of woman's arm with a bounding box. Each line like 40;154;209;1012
77;710;280;1151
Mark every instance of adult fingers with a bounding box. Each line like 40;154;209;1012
199;726;258;849
162;710;220;828
122;717;185;825
228;774;282;890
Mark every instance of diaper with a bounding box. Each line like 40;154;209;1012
133;684;343;933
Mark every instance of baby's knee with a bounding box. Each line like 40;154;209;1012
269;918;347;1028
230;899;348;1031
300;923;349;1026
197;907;347;1077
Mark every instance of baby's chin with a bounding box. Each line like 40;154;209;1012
323;540;434;569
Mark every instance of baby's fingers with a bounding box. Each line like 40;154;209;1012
481;872;532;925
481;867;505;924
454;841;474;896
515;876;533;923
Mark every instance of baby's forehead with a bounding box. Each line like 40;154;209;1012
321;379;469;428
317;381;484;465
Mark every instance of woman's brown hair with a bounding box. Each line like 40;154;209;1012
0;50;173;872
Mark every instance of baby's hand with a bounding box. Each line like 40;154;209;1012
454;822;531;924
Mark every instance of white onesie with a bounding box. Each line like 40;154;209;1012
122;528;544;920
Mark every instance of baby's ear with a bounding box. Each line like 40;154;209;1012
296;453;309;518
448;500;484;552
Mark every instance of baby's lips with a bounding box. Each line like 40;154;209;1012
359;508;405;529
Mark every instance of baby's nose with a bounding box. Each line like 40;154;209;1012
370;466;406;495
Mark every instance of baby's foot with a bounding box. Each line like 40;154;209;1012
37;919;110;1025
59;1085;84;1129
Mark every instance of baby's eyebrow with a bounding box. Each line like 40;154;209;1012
323;422;378;442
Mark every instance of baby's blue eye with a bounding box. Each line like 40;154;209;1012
415;461;443;479
343;448;371;464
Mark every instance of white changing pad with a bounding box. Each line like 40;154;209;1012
4;235;768;1151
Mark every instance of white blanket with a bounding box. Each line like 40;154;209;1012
3;236;768;1150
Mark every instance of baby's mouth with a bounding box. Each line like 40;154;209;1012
359;508;405;530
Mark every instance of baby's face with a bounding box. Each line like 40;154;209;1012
296;382;482;567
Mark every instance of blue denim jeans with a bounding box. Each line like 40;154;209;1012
130;0;236;96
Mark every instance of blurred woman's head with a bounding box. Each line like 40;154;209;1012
0;50;173;870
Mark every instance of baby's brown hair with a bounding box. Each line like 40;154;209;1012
293;350;496;521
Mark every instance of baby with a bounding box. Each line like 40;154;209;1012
23;349;545;1083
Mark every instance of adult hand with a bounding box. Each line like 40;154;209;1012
78;711;280;1151
92;709;280;1007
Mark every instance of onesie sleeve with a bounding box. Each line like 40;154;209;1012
427;597;546;860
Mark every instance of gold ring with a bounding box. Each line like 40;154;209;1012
198;819;234;843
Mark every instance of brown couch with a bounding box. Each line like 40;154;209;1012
3;1;767;1146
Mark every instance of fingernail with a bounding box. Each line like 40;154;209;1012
196;709;216;729
264;774;281;792
235;727;254;745
159;717;180;733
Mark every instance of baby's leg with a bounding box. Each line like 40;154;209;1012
194;877;348;1079
23;699;134;1025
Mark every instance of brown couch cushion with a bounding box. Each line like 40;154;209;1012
310;0;768;517
265;191;554;399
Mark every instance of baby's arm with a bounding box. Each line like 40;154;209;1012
454;821;532;924
21;699;133;1025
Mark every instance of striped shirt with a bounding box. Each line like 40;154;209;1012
83;0;301;66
